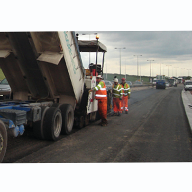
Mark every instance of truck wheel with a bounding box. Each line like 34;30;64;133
0;120;7;163
33;106;49;140
43;107;62;141
59;104;74;135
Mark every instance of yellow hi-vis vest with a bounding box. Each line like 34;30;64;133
121;83;131;96
112;84;122;98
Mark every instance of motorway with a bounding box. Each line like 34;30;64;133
3;84;192;163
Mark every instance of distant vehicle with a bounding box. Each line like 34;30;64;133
104;80;112;91
0;78;11;98
178;78;182;84
156;80;166;89
152;79;157;86
156;75;166;89
126;81;132;86
165;82;170;87
168;78;177;87
134;81;143;85
184;81;192;91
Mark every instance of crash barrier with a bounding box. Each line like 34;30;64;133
130;84;152;88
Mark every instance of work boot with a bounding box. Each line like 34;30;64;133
118;112;121;116
101;123;107;126
125;110;128;114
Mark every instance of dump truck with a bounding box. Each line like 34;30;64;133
0;32;108;162
156;75;166;89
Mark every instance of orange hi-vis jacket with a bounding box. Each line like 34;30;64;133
94;81;107;100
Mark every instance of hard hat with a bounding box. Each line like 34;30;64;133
121;78;126;81
96;75;102;79
114;78;118;83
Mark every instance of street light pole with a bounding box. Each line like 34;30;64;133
174;67;179;77
134;55;142;80
147;60;154;77
115;47;126;80
166;65;172;77
181;68;185;76
125;59;126;79
187;69;191;76
160;63;163;75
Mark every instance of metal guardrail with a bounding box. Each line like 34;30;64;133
130;84;152;88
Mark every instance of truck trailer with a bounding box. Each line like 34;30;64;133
0;32;108;162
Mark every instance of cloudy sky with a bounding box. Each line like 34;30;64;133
77;31;192;77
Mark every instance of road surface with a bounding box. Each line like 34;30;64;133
3;84;192;162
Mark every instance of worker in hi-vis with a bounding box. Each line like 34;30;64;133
89;75;108;126
112;78;122;116
120;78;130;114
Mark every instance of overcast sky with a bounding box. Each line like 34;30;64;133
77;31;192;77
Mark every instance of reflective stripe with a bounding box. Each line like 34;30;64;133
113;93;119;96
100;88;106;91
98;84;102;88
95;87;98;91
95;94;107;97
113;88;121;92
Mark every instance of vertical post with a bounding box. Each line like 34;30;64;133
125;60;126;79
134;55;142;80
120;49;121;80
140;62;141;82
95;37;99;76
147;60;154;77
101;52;105;77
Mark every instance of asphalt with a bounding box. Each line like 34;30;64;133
13;84;192;163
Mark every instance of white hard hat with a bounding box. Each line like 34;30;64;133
96;75;102;78
114;78;118;83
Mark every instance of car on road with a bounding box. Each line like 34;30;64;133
0;78;11;99
184;81;192;91
134;81;143;85
152;79;157;86
104;80;113;91
165;82;170;87
126;81;132;86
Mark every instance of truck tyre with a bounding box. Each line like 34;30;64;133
33;106;49;140
43;107;62;141
59;104;74;135
0;120;7;163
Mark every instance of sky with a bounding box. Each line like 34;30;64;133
77;31;192;77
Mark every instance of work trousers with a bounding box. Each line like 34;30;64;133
121;95;128;111
98;99;108;124
113;98;121;112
